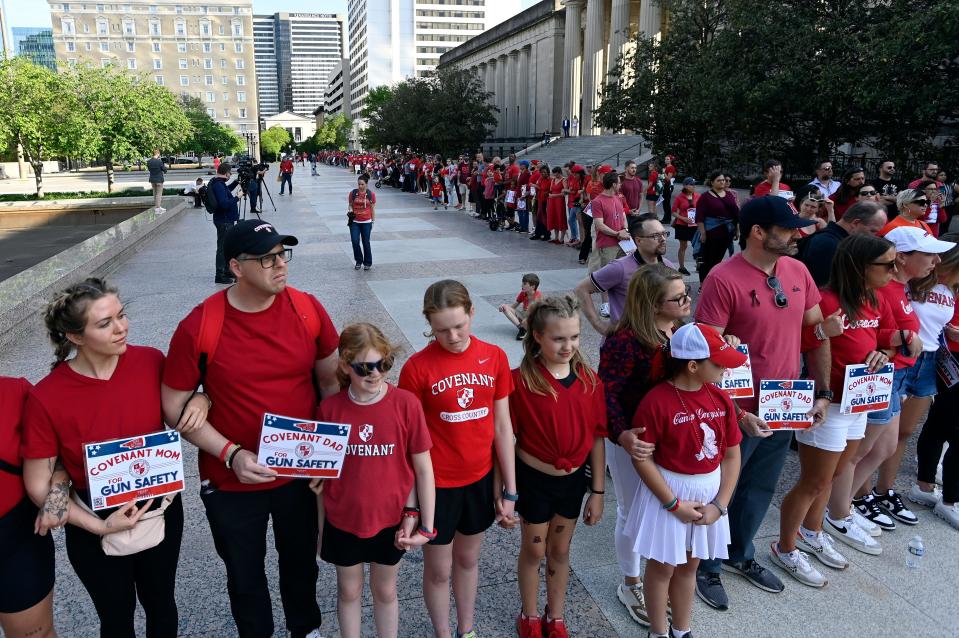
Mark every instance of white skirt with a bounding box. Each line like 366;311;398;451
626;466;731;566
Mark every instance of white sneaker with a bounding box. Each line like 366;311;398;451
795;531;848;570
851;510;882;537
616;582;650;627
907;484;941;508
825;515;882;555
769;541;827;587
600;302;611;318
934;501;959;529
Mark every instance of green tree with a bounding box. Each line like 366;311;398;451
176;96;243;164
63;64;191;192
260;125;292;160
0;58;77;197
315;114;352;150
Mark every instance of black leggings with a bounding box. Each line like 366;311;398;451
917;378;959;503
699;227;733;283
579;209;593;261
65;495;183;638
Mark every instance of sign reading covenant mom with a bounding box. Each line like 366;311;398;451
84;431;185;511
257;413;351;478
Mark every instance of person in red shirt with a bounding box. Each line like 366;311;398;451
661;155;678;223
431;175;446;210
533;165;551;241
0;376;58;638
313;323;435;638
279;155;294;195
349;174;377;271
498;273;543;340
161;221;340;638
829;167;866;221
776;235;899;581
645;161;661;216
628;323;744;638
511;296;607;638
398;280;516;638
546;167;568;244
22;279;211;638
671;177;700;275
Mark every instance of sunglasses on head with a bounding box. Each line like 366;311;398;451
349;358;394;377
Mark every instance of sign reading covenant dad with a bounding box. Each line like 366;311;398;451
84;430;184;511
257;413;351;479
716;345;753;398
759;380;814;430
840;363;894;415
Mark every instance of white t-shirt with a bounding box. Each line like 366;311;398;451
911;283;955;352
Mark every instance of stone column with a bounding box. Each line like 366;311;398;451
608;0;630;75
496;53;508;138
639;0;661;38
561;0;584;131
518;46;530;137
484;59;495;109
581;0;606;135
506;50;520;138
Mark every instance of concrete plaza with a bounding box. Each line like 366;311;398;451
0;166;955;637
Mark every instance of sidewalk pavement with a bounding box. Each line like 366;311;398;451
0;166;954;637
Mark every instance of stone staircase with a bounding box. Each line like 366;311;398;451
521;134;650;170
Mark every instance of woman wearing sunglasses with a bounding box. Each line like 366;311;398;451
880;189;933;236
773;235;901;587
313;323;435;638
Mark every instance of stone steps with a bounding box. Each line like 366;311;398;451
521;134;649;169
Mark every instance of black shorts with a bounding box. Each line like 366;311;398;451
432;469;495;545
0;498;55;613
516;457;587;524
673;224;696;242
320;519;404;567
645;193;659;202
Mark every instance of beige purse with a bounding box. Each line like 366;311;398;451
74;492;174;556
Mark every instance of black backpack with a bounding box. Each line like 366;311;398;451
203;183;218;215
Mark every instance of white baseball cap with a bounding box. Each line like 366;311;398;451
884;226;956;254
670;323;747;368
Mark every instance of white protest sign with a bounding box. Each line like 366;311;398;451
758;380;814;430
84;430;184;511
619;238;637;254
687;207;696;224
716;345;753;398
840;363;894;415
256;413;351;479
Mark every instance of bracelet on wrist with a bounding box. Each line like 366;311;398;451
416;525;438;540
225;445;243;469
667;498;681;513
590;489;605;495
502;489;519;502
218;441;235;463
663;497;678;511
402;506;420;513
402;510;420;519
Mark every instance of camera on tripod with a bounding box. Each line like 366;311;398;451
235;155;269;191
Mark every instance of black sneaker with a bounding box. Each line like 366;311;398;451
516;327;527;341
853;494;896;530
678;267;691;276
721;559;785;593
873;489;919;525
695;571;728;611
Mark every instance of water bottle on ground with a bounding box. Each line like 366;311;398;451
906;536;924;570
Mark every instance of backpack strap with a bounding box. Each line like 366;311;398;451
286;287;322;340
176;290;227;427
0;458;22;476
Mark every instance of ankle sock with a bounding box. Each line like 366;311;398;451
799;525;818;540
671;627;690;638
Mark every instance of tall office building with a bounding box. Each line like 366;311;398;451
46;0;259;138
13;27;57;70
347;0;521;144
252;13;345;119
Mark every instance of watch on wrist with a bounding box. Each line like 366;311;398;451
711;500;728;516
814;390;834;402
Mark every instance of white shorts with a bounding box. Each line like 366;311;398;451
795;404;867;452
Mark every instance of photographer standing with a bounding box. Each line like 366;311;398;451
210;162;241;284
244;162;268;215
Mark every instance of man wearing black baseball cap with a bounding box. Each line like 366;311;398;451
693;196;835;610
161;218;339;638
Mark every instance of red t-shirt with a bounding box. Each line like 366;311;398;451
280;159;294;174
664;165;677;180
398;338;513;488
507;164;520;180
21;346;165;490
516;289;543;311
695;254;821;413
587;178;603;200
636;381;742;475
672;192;700;226
349;189;376;222
619;176;643;210
753;181;792;198
509;365;607;472
0;376;30;517
591;193;625;249
646;170;659;196
802;289;896;400
317;385;432;538
876;279;920;369
431;183;443;198
567;174;582;205
163;290;339;491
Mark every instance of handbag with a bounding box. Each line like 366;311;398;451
74;492;174;556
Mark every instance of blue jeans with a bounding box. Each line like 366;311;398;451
700;430;793;573
517;207;529;232
280;172;292;194
350;221;372;267
568;206;581;242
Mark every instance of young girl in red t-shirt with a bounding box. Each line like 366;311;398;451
627;323;744;638
398;280;516;638
431;175;446;210
510;296;606;638
313;323;435;638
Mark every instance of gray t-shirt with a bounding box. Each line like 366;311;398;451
147;157;166;184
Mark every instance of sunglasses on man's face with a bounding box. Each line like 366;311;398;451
349;358;394;377
858;190;878;196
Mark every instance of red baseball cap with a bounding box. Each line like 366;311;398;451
572;164;584;173
597;165;614;174
670;323;747;369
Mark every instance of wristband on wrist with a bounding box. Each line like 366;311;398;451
663;497;678;511
226;445;243;469
667;498;681;513
402;510;420;519
815;323;827;341
402;506;420;513
590;489;605;495
502;489;519;502
416;525;438;540
218;441;235;463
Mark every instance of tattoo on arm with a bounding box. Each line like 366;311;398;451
43;477;70;521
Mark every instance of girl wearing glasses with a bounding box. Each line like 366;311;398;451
398;280;516;638
510;295;606;638
772;235;900;587
313;323;435;638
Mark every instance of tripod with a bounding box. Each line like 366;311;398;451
239;190;260;220
257;177;277;213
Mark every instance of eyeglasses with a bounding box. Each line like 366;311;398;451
640;231;671;240
909;198;929;206
767;275;789;308
858;190;878;196
349;357;394;377
665;287;691;306
237;248;293;269
870;259;898;271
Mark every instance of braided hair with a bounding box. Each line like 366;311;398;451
43;278;118;370
518;294;597;399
